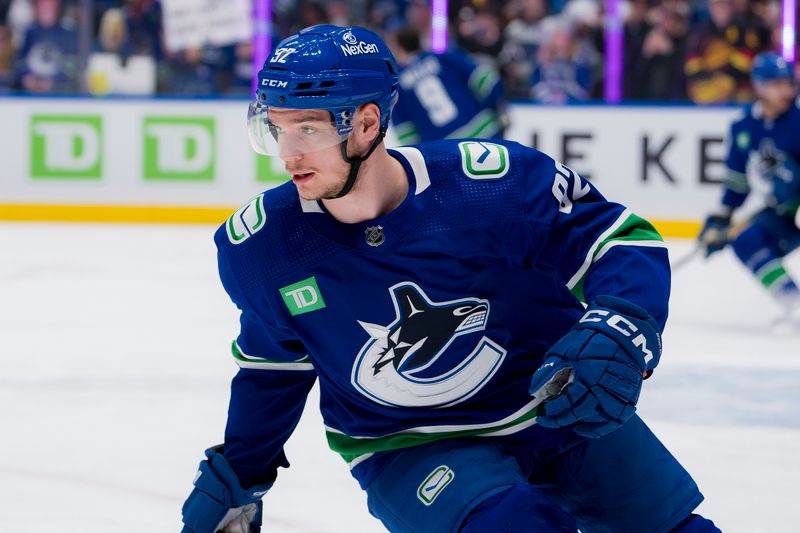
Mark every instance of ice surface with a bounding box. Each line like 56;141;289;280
0;223;798;532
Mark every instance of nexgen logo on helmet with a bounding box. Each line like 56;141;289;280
340;41;380;56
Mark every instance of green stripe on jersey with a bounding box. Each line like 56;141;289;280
567;210;665;303
326;400;543;464
231;340;314;371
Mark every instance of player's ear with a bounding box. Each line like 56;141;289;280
355;103;381;137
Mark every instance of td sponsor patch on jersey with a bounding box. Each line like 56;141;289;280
226;194;266;244
459;141;509;180
417;465;455;505
280;276;326;316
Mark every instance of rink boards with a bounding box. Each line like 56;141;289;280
0;98;748;237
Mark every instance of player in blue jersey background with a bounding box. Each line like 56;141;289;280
699;51;800;313
181;24;720;533
389;26;507;143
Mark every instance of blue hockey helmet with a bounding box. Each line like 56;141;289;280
751;52;795;85
248;24;399;156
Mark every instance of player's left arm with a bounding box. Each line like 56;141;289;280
524;152;668;438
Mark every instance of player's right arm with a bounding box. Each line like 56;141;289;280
181;239;317;533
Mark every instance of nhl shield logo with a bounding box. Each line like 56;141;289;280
365;225;385;247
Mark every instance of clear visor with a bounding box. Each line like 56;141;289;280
247;101;347;157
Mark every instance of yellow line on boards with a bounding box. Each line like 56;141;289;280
650;220;701;239
0;203;704;239
0;204;233;225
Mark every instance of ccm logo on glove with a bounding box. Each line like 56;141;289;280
579;309;655;365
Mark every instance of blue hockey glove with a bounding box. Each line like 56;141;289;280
698;212;732;257
181;445;271;533
529;295;662;439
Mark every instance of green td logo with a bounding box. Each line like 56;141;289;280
143;116;215;180
30;115;103;179
459;141;509;180
280;277;326;316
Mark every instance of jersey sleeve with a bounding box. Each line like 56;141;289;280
521;150;670;329
446;50;503;109
216;240;317;488
722;118;751;209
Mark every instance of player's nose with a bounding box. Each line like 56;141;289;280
279;142;304;163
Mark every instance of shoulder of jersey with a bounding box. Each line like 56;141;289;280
215;182;298;250
413;138;541;183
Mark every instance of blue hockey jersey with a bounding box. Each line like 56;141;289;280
216;139;670;490
723;97;800;214
391;50;504;143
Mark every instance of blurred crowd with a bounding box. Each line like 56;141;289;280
0;0;796;103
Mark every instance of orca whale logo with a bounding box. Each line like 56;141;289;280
351;282;506;408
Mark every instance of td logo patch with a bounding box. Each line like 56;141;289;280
458;141;509;180
417;465;455;505
280;276;326;316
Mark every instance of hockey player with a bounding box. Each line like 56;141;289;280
699;51;800;310
389;26;506;143
181;25;720;533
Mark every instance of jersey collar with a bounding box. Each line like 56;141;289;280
299;147;431;251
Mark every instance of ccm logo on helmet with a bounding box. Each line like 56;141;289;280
579;309;655;364
261;79;288;88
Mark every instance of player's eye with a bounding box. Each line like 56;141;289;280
300;125;317;135
267;122;282;141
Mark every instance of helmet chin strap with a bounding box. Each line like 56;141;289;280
326;127;387;199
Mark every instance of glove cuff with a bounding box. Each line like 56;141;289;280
573;295;662;372
203;446;273;506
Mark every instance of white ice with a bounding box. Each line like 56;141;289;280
0;223;798;532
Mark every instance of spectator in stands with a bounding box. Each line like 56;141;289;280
219;41;256;96
123;0;162;60
684;0;770;103
0;23;12;91
406;0;432;49
86;7;155;95
326;0;353;27
293;1;329;34
455;4;505;63
627;0;690;100
561;0;603;97
529;16;594;104
367;0;405;34
160;45;223;95
623;0;653;99
501;0;550;99
390;25;506;143
14;0;78;93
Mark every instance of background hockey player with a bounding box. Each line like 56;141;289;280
389;26;507;143
699;51;800;311
180;24;720;533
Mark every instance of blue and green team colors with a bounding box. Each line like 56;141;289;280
213;139;670;488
